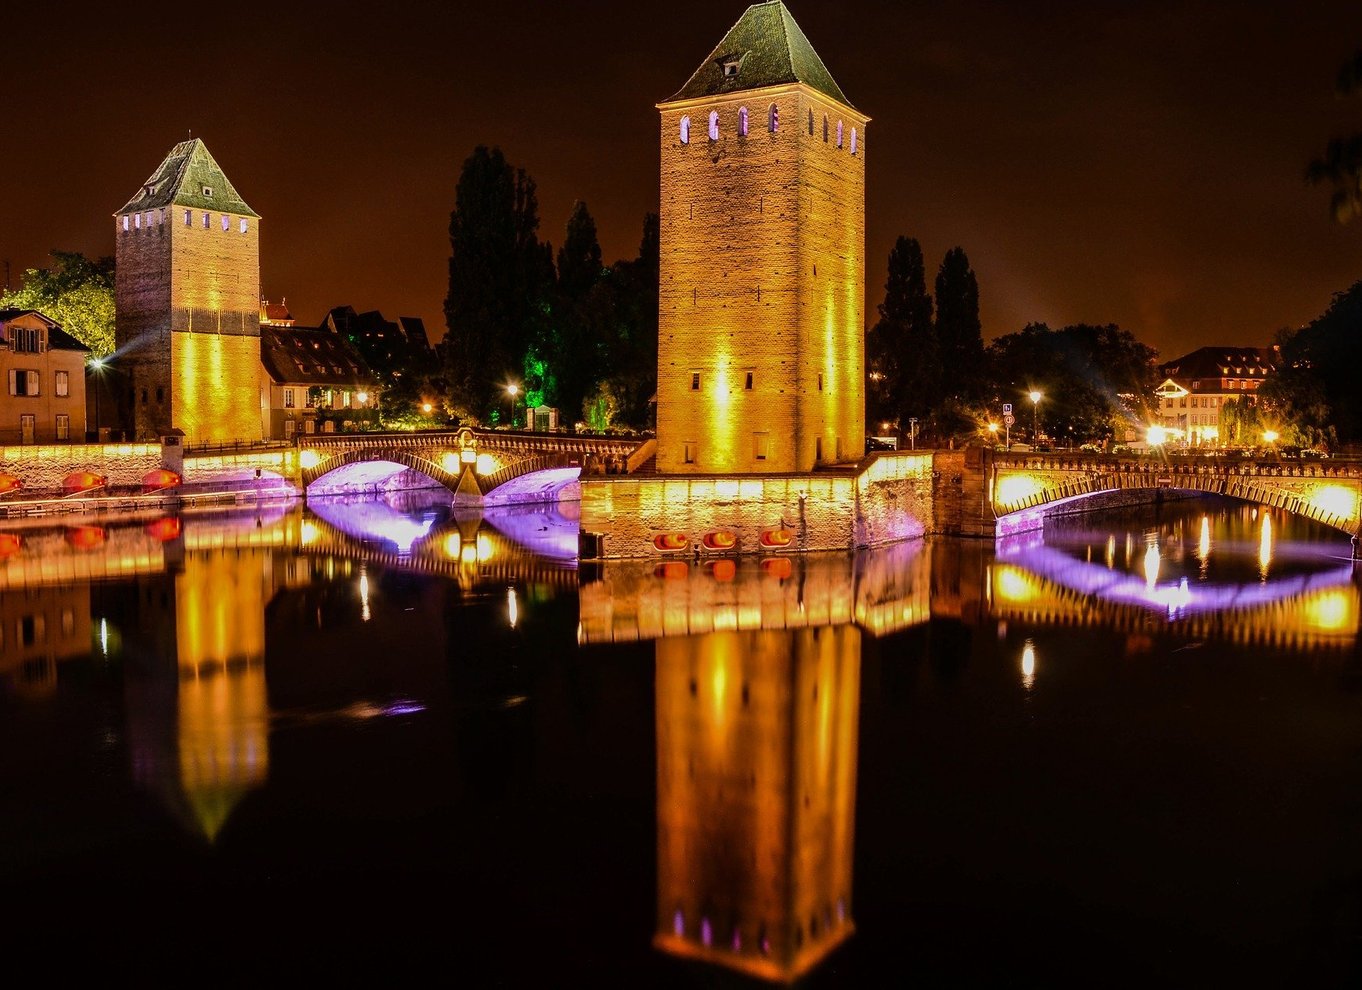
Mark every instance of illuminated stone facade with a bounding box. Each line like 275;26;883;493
115;139;263;444
0;310;90;445
655;1;867;474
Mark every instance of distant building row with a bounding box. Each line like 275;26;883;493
1152;345;1278;446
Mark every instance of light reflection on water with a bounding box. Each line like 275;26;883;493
0;492;1359;980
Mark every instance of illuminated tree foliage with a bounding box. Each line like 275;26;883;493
0;251;115;357
866;236;936;439
1307;50;1362;223
442;146;553;424
986;323;1158;447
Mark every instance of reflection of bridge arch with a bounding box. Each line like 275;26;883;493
989;454;1362;540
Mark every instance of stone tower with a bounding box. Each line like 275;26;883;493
656;1;868;474
114;139;262;444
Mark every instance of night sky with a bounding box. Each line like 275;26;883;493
4;1;1360;360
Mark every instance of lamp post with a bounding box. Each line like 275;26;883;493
908;417;918;451
1029;390;1042;445
90;357;104;443
506;383;520;429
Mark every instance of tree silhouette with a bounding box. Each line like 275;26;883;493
1307;50;1362;223
866;236;936;439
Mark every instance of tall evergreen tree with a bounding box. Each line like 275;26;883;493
589;212;659;431
867;236;936;439
547;200;607;427
442;146;553;423
934;247;985;400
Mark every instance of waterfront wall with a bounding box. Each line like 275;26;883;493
0;442;163;492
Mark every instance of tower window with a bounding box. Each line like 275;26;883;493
769;104;779;132
680;115;690;144
808;109;814;135
738;107;749;137
745;371;753;390
754;433;770;460
184;210;192;226
691;372;701;391
818;373;824;391
121;215;129;232
708;110;719;141
134;212;140;229
240;218;249;234
202;212;210;229
823;116;829;142
836;120;844;147
851;127;859;155
684;441;697;464
221;215;230;232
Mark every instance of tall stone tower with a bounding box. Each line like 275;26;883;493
115;139;262;444
656;1;868;474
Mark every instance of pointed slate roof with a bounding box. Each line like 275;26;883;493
117;138;259;218
664;1;856;111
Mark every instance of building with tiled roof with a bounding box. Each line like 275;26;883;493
259;324;378;438
0;309;89;444
1153;345;1279;446
260;298;295;327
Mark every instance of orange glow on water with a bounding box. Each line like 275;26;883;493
66;525;106;550
708;559;737;582
761;557;793;579
0;532;20;557
145;516;183;542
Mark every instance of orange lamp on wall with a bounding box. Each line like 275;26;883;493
62;471;106;494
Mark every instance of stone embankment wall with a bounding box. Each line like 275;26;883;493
0;442;163;494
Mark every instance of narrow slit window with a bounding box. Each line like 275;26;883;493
121;215;129;232
808;109;814;135
850;127;859;155
202;212;210;229
680;115;690;144
184;209;192;226
221;215;230;232
836;120;844;147
745;371;753;390
822;116;829;142
769;104;779;132
818;373;824;391
708;110;719;141
738;107;749;137
691;372;701;391
240;218;249;233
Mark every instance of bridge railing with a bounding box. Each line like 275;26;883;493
991;450;1362;480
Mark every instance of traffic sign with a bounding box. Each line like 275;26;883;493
1002;403;1013;414
1003;414;1015;426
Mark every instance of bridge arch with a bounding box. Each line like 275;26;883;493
302;447;462;495
989;458;1362;540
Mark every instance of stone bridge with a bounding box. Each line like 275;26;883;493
976;449;1362;542
294;428;655;505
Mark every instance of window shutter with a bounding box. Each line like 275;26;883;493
7;369;15;395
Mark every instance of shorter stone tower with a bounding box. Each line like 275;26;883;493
656;1;868;474
114;139;262;444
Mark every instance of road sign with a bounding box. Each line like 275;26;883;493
1002;403;1013;414
1003;414;1015;426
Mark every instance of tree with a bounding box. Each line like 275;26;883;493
933;247;985;403
1307;50;1362;222
546;200;607;427
0;250;115;356
866;236;936;439
1258;281;1362;444
442;146;554;424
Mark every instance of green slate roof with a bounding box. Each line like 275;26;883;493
664;1;856;111
117;138;259;218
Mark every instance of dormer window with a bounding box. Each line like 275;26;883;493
718;53;744;78
143;183;155;197
202;185;214;198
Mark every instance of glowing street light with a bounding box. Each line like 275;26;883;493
422;402;433;415
1028;390;1042;444
988;422;999;447
1263;429;1279;445
506;383;520;429
89;357;106;443
1147;424;1167;447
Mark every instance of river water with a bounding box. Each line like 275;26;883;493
1;493;1360;984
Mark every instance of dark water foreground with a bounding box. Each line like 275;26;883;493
1;494;1360;985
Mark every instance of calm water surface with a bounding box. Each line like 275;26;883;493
2;494;1361;984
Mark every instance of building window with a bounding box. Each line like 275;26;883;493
680;115;690;144
184;210;192;226
240;218;249;234
1192;380;1200;389
19;414;34;443
156;386;164;403
7;370;39;396
134;212;141;229
850;127;858;155
808;109;814;135
284;388;295;409
691;372;701;391
12;326;42;352
817;372;824;392
754;433;769;460
769;104;779;132
121;215;129;232
55;414;69;440
202;212;211;229
738;107;749;137
836;120;844;147
721;57;741;78
684;441;697;464
221;215;230;232
745;371;753;390
304;389;316;408
708;110;719;141
55;370;68;397
822;115;828;141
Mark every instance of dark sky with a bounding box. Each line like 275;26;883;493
3;1;1360;360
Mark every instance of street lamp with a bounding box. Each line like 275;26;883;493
506;383;520;429
1263;429;1279;456
89;357;105;443
1028;390;1042;445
